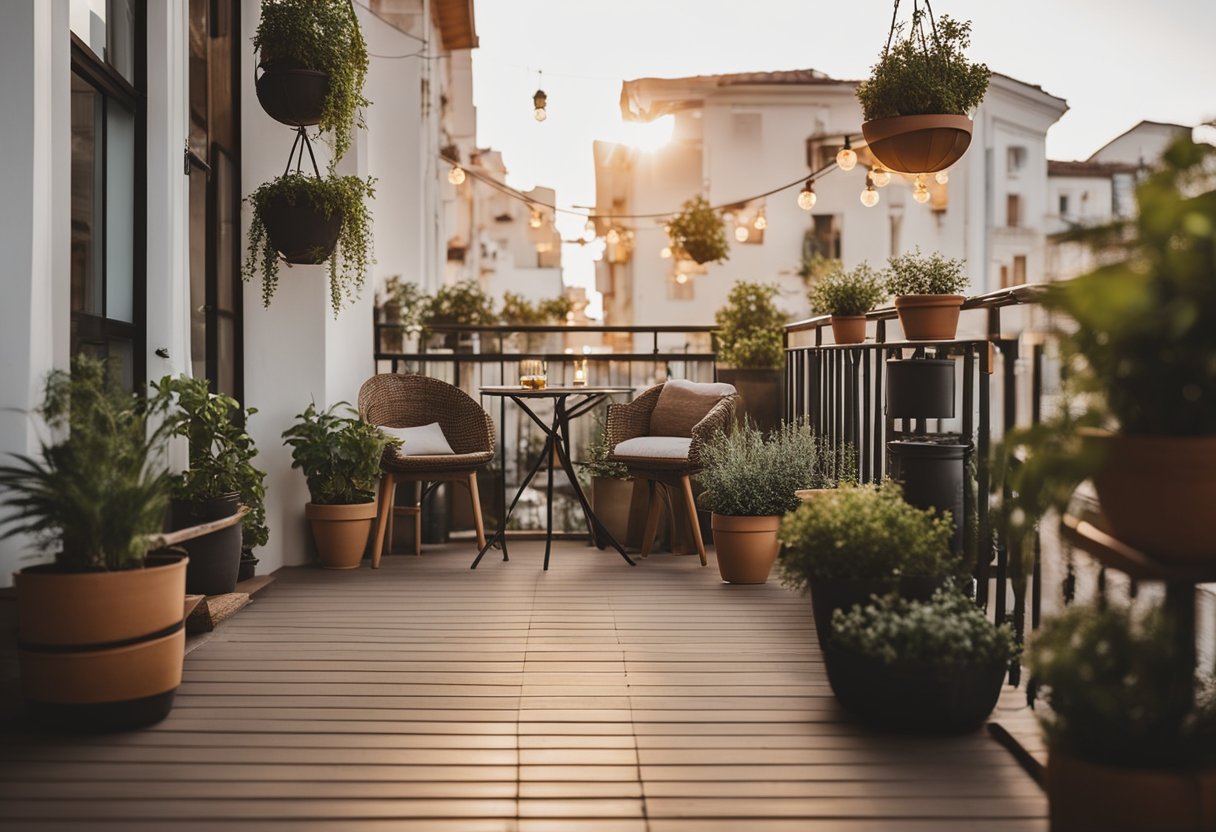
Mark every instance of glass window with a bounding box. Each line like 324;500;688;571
1007;194;1023;228
105;100;135;323
70;0;136;83
70;74;104;318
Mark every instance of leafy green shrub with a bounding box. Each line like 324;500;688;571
715;281;787;369
281;402;399;505
500;292;573;326
886;248;969;296
832;587;1017;666
244;173;375;316
809;262;888;316
798;252;842;287
856;13;989;121
425;280;498;327
580;426;629;481
668;196;729;265
778;480;959;590
380;278;432;332
699;421;848;517
0;356;170;571
254;0;369;165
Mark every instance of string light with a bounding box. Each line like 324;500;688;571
532;71;547;122
913;175;931;204
529;208;543;228
871;164;891;188
836;136;857;171
675;273;688;284
935;169;950;185
860;174;879;208
582;218;597;242
753;213;767;230
797;180;816;211
659;246;672;259
447;165;465;185
606;227;621;244
734;225;750;242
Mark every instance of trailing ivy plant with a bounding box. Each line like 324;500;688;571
886;247;969;296
808;262;888;317
667;196;729;265
244;172;375;316
254;0;369;165
281;402;399;505
715;281;787;369
856;12;990;122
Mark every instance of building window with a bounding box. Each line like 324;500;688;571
1000;265;1010;289
1007;146;1027;174
1007;194;1022;228
1058;193;1070;218
1013;255;1027;286
805;215;842;261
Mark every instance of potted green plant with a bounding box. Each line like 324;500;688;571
500;291;574;352
253;0;369;164
807;262;887;344
282;402;399;569
580;427;634;545
377;277;430;354
0;356;185;730
244;172;375;316
778;480;962;650
699;421;844;584
714;281;787;434
856;10;989;174
828;588;1017;733
1027;603;1216;831
885;248;970;340
424;280;498;350
667;195;729;265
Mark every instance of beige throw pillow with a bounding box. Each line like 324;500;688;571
648;379;736;437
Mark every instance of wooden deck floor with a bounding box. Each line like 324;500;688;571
0;541;1046;831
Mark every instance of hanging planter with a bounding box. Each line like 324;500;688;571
256;59;330;128
856;3;989;174
667;195;729;265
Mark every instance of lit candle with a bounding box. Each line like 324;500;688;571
573;359;587;386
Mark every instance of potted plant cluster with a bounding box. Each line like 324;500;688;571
667;195;729;265
856;9;989;174
0;357;184;730
423;280;498;350
714;281;787;434
886;248;970;341
807;262;887;344
699;421;845;584
282;402;399;569
499;291;574;352
580;427;634;545
1027;603;1216;831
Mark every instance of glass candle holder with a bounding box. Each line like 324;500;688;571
572;358;588;387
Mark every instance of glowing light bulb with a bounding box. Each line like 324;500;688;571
753;214;767;230
836;139;857;172
529;210;543;228
534;107;547;122
871;165;891;188
606;227;621;245
533;88;547;122
659;246;672;259
860;184;880;208
914;182;931;204
675;273;688;285
447;165;465;186
734;225;749;242
582;219;597;242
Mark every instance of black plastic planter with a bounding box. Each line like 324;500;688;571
238;550;259;583
262;193;343;265
255;62;330;127
171;493;242;596
716;368;783;435
885;359;955;420
888;439;968;554
808;576;945;653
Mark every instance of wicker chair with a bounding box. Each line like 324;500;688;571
358;374;496;566
606;381;737;565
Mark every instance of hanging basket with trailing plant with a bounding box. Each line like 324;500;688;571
856;1;989;174
667;195;729;265
253;0;368;163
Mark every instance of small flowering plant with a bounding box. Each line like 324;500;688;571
831;587;1017;667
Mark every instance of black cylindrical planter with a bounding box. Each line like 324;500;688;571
885;359;955;420
171;494;242;596
237;550;259;583
262;193;343;265
887;440;968;554
716;368;784;436
255;62;330;127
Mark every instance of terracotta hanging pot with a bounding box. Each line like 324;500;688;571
262;191;344;265
862;114;973;175
894;294;965;340
255;60;330;127
710;513;781;584
829;315;867;345
307;501;377;569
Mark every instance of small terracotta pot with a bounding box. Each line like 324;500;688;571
306;501;378;570
862;114;973;174
830;315;867;345
1082;430;1216;562
894;294;965;341
711;514;781;584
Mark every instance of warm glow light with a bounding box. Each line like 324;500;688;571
617;115;675;153
534;107;547;122
935;170;950;185
606;227;621;245
914;181;931;204
533;88;547;122
871;165;891;188
529;209;543;228
659;246;672;259
860;184;880;208
797;181;817;211
734;225;749;242
675;273;688;284
836;141;857;172
753;214;767;231
447;165;465;185
582;219;597;242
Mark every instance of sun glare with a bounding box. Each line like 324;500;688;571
618;115;674;152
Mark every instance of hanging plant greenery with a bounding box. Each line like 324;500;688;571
253;0;369;165
243;172;375;316
667;196;729;265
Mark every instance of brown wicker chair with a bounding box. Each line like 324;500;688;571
358;374;495;566
606;381;737;565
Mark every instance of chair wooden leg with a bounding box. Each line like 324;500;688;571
371;474;394;569
680;474;706;566
641;480;662;557
414;481;423;557
468;472;486;550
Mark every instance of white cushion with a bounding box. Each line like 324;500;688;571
379;422;455;456
612;436;692;460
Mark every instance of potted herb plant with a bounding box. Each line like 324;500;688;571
580;427;634;545
0;356;184;730
500;291;574;352
667;195;729;265
423;280;498;350
828;588;1017;733
253;0;369;164
378;277;430;355
778;480;962;650
714;281;787;434
807;262;887;344
282;402;399;569
699;421;844;584
886;248;970;340
1027;603;1216;831
856;10;989;174
244;172;375;316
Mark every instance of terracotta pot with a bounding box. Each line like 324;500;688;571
307;501;378;569
14;553;187;731
830;315;867;345
262;191;343;265
592;476;634;544
894;294;965;341
255;62;330;127
1083;431;1216;562
711;514;781;584
862;114;973;174
1046;751;1216;832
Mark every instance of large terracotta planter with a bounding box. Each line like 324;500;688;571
894;294;965;341
255;62;330;127
830;315;867;345
711;514;781;584
1083;431;1216;563
14;553;187;731
262;191;343;265
862;114;973;174
592;476;634;544
1046;751;1216;832
306;501;377;569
